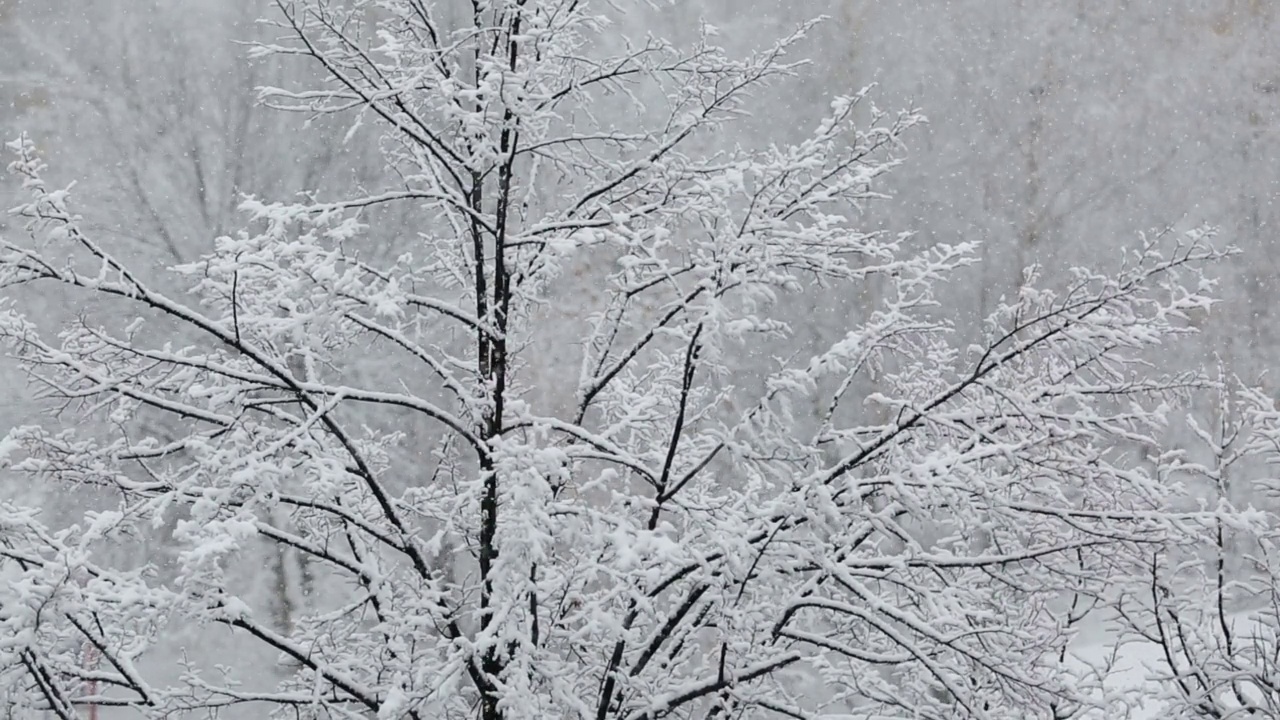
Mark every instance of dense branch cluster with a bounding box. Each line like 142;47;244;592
0;1;1276;719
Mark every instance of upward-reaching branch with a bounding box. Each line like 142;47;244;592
0;3;1258;720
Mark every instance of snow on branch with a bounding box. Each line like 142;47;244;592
0;2;1264;719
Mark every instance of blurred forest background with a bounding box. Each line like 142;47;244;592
4;0;1277;374
6;1;1277;470
0;0;1277;705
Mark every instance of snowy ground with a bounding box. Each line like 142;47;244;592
1068;634;1168;720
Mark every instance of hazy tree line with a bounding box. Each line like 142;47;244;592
4;2;1276;371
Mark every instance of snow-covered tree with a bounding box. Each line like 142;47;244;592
1112;375;1280;718
0;1;1258;717
0;0;411;649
